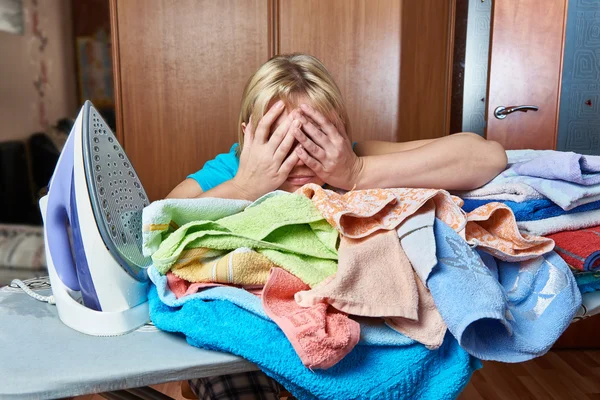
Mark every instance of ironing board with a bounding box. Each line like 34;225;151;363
0;284;257;400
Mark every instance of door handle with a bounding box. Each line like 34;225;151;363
494;105;539;119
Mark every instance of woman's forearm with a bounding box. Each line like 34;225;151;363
166;178;254;200
354;134;507;191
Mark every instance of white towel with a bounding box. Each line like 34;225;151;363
517;208;600;236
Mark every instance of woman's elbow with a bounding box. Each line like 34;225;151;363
472;140;507;188
486;140;508;176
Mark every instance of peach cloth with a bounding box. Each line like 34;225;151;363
295;230;418;318
297;184;554;261
385;273;447;350
167;272;263;299
262;268;360;370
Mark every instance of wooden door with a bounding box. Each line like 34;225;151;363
110;0;271;201
486;0;568;150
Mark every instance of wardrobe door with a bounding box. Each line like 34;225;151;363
110;0;270;200
485;0;568;149
278;0;454;143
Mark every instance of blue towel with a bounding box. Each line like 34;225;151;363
148;265;415;347
461;198;600;221
574;271;600;294
429;219;582;362
148;285;480;400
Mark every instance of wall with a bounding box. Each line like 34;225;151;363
0;0;77;142
557;0;600;155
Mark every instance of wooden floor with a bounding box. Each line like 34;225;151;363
74;350;600;400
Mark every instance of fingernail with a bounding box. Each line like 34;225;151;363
275;100;284;108
293;120;301;128
300;104;310;110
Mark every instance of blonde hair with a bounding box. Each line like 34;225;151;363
238;53;350;150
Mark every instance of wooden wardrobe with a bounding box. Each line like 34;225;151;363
109;0;455;201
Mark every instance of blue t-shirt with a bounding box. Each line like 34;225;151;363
187;144;240;192
188;142;358;192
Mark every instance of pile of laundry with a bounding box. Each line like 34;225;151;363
142;151;587;400
457;150;600;298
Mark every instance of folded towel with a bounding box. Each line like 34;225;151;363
166;271;262;299
149;265;269;318
142;197;251;256
171;247;276;285
455;150;600;211
148;284;481;400
151;193;338;286
149;266;414;347
429;219;581;362
295;230;419;318
511;151;600;185
517;209;600;236
397;200;437;285
454;182;545;203
574;271;600;294
262;268;360;369
461;198;600;222
548;226;600;271
465;203;555;261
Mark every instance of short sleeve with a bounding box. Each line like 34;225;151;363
187;144;240;192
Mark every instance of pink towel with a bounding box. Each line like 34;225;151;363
262;268;360;370
295;230;419;318
167;272;263;299
385;273;447;349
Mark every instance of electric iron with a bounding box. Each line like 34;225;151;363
39;101;151;336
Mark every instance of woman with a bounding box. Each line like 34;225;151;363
168;53;507;399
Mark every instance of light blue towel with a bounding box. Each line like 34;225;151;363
429;219;582;362
148;285;481;400
148;266;415;347
465;150;600;211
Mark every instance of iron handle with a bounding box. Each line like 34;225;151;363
494;105;539;119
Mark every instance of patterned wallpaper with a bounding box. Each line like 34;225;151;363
557;0;600;154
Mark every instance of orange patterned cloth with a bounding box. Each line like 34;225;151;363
464;202;554;262
297;184;554;261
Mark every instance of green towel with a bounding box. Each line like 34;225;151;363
152;193;339;286
142;197;251;257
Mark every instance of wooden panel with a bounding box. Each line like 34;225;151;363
399;0;455;141
110;0;269;201
278;0;401;143
553;316;600;349
486;0;568;150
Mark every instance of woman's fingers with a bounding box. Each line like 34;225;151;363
279;145;301;175
268;111;298;151
301;119;331;149
255;100;286;143
293;126;326;162
273;121;299;164
296;145;324;174
300;104;338;137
